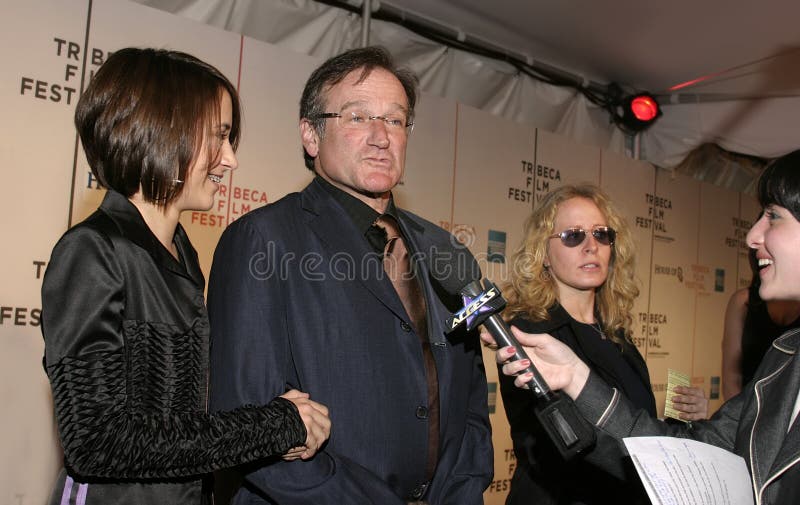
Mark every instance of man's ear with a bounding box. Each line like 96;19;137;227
300;119;320;158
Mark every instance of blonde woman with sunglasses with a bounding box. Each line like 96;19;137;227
497;184;707;505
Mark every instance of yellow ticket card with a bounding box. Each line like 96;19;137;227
664;368;691;422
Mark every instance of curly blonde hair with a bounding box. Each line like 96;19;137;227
504;184;639;345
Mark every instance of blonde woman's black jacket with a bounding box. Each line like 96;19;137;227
41;190;305;504
499;304;655;505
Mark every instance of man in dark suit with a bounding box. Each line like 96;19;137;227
207;46;493;505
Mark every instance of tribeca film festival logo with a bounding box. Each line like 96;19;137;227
509;160;562;205
654;264;683;282
20;38;111;106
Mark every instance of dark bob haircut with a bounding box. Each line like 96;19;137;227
299;46;418;170
75;47;241;206
757;149;800;220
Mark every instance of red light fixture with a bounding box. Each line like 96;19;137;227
617;92;662;133
630;95;659;121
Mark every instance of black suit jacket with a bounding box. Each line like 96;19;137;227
208;178;493;504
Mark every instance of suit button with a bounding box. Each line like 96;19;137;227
409;481;429;500
415;406;428;419
400;321;412;332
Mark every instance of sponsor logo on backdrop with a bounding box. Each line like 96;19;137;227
726;217;752;253
714;268;725;292
635;193;674;242
487;382;497;414
637;312;667;354
451;224;476;248
509;160;562;204
190;184;270;228
654;264;683;282
685;264;709;291
487;230;507;263
710;376;720;399
20;37;112;106
679;264;725;293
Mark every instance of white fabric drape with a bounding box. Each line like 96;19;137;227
134;0;799;168
134;0;626;156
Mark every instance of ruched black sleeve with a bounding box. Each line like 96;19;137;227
42;222;306;479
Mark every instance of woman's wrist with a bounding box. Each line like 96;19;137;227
565;361;591;399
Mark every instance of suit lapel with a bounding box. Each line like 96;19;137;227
300;181;409;321
765;332;800;482
398;210;451;345
751;332;800;489
399;210;460;433
101;190;197;283
174;224;204;288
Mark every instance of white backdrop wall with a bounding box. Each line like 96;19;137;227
1;1;755;504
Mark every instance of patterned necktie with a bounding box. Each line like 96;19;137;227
373;215;440;483
375;215;426;333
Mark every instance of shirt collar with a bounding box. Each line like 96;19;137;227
314;174;399;234
99;190;202;286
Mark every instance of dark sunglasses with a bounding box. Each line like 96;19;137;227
549;226;616;247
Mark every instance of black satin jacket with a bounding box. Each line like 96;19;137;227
499;305;655;505
41;191;305;504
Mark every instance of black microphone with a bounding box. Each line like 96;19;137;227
429;241;596;460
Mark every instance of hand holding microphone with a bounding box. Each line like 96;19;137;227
432;244;596;460
481;326;593;401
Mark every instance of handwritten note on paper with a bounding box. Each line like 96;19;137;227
623;437;753;505
664;368;691;422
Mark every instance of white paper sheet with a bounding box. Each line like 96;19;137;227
623;437;753;505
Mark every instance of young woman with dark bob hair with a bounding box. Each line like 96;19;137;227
42;47;330;504
488;150;800;505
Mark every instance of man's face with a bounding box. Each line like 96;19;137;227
301;68;410;207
